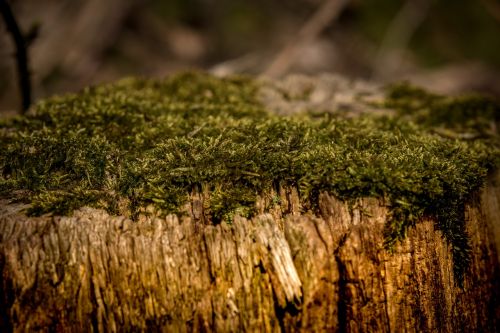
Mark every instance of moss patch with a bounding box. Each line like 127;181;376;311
0;72;499;281
386;82;500;138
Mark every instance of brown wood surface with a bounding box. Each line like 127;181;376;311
0;172;498;332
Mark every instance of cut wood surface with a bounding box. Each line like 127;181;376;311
0;174;498;332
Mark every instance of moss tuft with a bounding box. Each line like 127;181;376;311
0;72;498;282
386;82;500;138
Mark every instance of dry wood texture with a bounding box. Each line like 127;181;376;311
0;173;498;332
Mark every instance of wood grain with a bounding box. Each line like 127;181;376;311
0;175;498;332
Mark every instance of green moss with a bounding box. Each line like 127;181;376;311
386;82;500;138
0;72;498;282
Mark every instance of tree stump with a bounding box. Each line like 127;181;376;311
0;73;498;332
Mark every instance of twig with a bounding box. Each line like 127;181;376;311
479;0;500;22
264;0;349;78
0;0;32;114
372;0;434;80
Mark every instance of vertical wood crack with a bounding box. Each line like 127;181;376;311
334;232;350;333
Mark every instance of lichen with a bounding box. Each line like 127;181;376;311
0;72;498;281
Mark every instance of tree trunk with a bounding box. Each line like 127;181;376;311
0;172;498;332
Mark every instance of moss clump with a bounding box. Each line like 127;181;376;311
0;72;498;281
386;82;500;138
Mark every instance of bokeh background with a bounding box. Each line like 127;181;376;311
1;0;499;113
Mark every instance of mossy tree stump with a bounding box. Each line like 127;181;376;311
0;73;499;332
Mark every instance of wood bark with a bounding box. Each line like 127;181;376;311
0;172;498;332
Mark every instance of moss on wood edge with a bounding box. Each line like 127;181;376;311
1;72;499;281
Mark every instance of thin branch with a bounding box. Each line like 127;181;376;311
372;0;434;80
0;0;32;113
264;0;349;78
479;0;500;23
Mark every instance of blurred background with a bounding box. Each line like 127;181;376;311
0;0;499;113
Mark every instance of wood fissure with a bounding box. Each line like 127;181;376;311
334;253;348;333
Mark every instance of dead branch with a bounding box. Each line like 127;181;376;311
371;0;434;80
264;0;349;78
0;0;31;113
479;0;500;22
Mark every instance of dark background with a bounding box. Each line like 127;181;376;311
1;0;499;113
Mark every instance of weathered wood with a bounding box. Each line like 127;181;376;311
0;174;498;332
